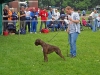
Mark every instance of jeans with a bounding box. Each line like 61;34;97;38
25;19;30;32
92;19;98;32
49;24;58;31
31;20;37;32
20;20;25;29
12;20;17;26
68;32;79;56
60;24;66;30
87;23;92;30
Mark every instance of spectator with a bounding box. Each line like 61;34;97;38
48;8;54;20
96;14;100;30
25;7;31;32
82;17;92;29
20;6;26;30
59;13;66;31
92;10;99;32
39;7;48;32
60;8;65;16
82;10;86;16
53;9;60;20
11;8;17;26
5;6;12;30
3;5;8;31
47;17;58;31
78;10;81;17
30;7;38;34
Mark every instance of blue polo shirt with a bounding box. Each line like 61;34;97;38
68;12;80;34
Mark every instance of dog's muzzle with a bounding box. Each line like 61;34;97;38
35;41;39;46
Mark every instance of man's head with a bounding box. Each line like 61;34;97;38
65;6;73;15
21;6;25;11
43;7;46;11
4;5;9;10
61;8;65;11
32;7;36;12
55;9;58;13
25;7;29;11
50;8;53;12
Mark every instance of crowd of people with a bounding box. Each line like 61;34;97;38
80;10;100;31
2;5;100;35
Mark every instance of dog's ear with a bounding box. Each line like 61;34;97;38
36;39;41;42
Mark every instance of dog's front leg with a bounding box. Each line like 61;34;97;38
43;52;48;62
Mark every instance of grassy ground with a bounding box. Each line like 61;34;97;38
0;27;100;75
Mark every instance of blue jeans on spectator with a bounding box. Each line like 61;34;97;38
68;32;79;57
13;20;17;26
50;24;58;31
92;19;98;32
31;20;37;32
60;24;66;31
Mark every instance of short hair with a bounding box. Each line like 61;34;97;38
66;6;72;10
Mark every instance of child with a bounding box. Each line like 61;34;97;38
82;17;92;29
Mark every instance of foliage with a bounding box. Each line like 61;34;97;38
38;0;99;10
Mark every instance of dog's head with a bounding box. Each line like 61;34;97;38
35;39;41;46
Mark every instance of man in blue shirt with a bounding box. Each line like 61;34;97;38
30;7;38;34
65;6;80;57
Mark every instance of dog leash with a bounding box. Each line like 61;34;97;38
47;31;59;42
47;30;70;57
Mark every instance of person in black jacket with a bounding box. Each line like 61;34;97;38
3;5;8;31
20;6;26;29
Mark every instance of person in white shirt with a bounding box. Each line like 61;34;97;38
96;14;100;30
53;9;60;20
25;7;31;32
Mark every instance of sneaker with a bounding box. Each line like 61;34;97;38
30;32;33;34
34;32;37;34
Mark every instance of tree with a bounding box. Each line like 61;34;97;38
38;0;100;10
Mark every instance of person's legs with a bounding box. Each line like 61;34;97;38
68;34;72;55
51;24;55;31
3;20;8;31
60;24;62;30
34;21;37;33
87;23;92;30
40;21;43;32
25;21;28;31
30;21;33;32
27;20;30;32
93;19;98;32
44;21;47;29
21;21;25;29
20;21;23;29
69;32;79;57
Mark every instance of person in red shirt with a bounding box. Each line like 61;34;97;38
39;7;48;32
82;17;92;29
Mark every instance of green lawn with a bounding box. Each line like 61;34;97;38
0;29;100;75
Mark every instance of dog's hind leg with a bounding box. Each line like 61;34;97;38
55;50;65;60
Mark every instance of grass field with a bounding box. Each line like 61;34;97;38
0;27;100;75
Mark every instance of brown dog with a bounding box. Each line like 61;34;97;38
35;39;65;62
